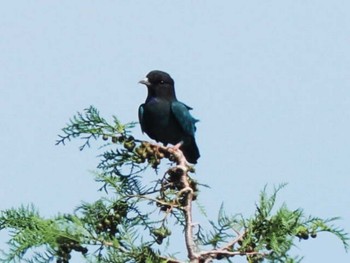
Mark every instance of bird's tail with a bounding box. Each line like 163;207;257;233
180;137;200;164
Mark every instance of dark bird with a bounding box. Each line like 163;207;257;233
138;70;200;164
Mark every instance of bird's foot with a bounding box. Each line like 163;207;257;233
167;142;192;167
173;141;184;151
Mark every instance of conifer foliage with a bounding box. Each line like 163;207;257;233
0;106;348;263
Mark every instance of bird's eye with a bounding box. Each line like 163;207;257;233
160;80;164;84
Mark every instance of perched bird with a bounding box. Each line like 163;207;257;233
138;70;200;164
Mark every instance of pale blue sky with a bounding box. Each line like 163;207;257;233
1;1;349;262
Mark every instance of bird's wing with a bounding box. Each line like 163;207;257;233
138;104;145;133
171;101;197;136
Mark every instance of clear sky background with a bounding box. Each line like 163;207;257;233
1;1;349;262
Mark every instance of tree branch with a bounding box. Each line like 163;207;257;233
164;146;198;261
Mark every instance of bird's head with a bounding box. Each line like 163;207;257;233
139;70;176;100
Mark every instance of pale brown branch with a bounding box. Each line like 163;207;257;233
167;146;198;261
200;250;267;261
219;229;246;252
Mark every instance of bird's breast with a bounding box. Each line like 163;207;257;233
142;99;183;144
143;99;171;126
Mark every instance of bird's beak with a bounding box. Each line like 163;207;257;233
138;77;151;86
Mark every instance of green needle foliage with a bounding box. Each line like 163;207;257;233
0;106;348;263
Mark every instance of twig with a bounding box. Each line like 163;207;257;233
159;255;184;263
199;249;268;260
219;230;246;252
127;194;179;208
